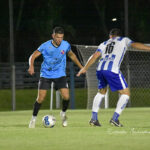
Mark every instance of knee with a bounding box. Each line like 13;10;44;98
99;88;107;95
36;96;45;103
62;94;69;100
121;92;130;97
119;88;130;96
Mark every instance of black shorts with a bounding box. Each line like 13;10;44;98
38;76;68;90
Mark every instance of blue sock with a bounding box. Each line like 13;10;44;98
92;112;98;120
112;112;120;121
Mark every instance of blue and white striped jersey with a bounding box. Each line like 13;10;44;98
97;37;133;73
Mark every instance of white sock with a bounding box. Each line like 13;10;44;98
32;116;37;121
92;93;105;112
61;111;66;116
115;94;129;115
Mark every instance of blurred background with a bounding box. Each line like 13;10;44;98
0;0;150;111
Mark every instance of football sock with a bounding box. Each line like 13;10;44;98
31;116;37;121
91;92;105;120
62;99;69;112
112;112;120;121
113;94;129;121
92;92;105;112
92;112;98;120
61;111;66;116
33;101;42;116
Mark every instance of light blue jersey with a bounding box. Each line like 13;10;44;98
37;40;71;78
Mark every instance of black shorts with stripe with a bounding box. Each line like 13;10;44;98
38;76;68;90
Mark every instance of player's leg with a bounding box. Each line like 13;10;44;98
60;88;70;112
107;72;130;127
29;89;47;128
54;76;69;127
90;88;106;125
92;88;107;115
59;88;69;127
110;88;130;127
33;89;47;118
90;71;107;126
29;77;50;128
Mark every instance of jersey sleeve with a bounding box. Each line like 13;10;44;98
96;43;104;53
125;37;134;47
66;42;71;53
37;43;45;54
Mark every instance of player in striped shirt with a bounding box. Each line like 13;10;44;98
77;28;150;127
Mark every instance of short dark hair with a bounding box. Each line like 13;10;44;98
109;28;122;36
53;26;64;34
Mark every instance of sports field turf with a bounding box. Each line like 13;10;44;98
0;108;150;150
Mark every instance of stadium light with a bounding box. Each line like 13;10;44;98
112;18;117;22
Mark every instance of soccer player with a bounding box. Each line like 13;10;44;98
28;26;83;128
77;28;150;127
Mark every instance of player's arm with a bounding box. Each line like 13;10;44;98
77;51;101;77
28;50;41;75
131;42;150;51
68;50;83;69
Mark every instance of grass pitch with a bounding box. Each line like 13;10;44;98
0;108;150;150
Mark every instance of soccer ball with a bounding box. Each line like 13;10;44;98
42;115;56;128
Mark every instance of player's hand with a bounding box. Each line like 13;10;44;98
77;68;87;76
28;66;35;75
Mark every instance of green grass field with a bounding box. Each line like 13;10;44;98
0;108;150;150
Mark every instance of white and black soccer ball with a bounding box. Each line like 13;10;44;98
42;115;56;128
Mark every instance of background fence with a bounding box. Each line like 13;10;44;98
75;44;150;108
0;62;85;89
0;61;87;111
0;45;150;110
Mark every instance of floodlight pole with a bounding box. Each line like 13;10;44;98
124;0;131;107
124;0;128;36
69;62;75;109
9;0;16;111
